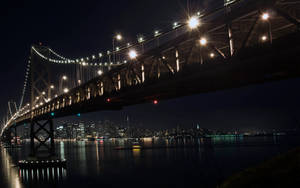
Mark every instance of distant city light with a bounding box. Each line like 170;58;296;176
62;75;67;80
262;13;269;20
50;85;54;89
78;80;81;84
76;113;81;117
106;98;111;102
199;37;207;46
210;53;215;58
188;16;200;29
153;100;159;105
50;112;55;116
42;91;46;95
128;50;138;59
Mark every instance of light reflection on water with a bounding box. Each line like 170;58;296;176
0;147;23;188
19;167;67;186
1;136;300;188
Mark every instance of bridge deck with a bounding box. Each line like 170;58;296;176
15;32;300;125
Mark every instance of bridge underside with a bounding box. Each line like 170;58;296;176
16;32;300;124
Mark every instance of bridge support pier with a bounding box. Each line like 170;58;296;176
30;119;55;158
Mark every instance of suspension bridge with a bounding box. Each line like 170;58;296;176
1;0;300;158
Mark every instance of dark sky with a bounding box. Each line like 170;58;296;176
1;0;300;130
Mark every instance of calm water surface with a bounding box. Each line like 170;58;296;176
1;136;300;188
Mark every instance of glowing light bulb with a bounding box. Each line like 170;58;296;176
63;88;69;93
97;70;103;76
116;34;122;40
188;16;200;29
199;37;207;46
262;13;269;20
138;37;144;43
128;50;138;59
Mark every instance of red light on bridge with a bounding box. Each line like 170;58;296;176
153;100;159;105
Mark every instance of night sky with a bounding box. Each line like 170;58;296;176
1;0;300;130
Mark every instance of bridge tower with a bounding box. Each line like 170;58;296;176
29;45;55;158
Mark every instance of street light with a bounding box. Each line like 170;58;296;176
128;50;138;59
62;75;67;80
113;34;122;64
173;22;180;29
261;12;272;44
138;36;144;43
97;70;103;76
116;34;122;41
154;30;161;37
199;37;207;46
63;88;69;93
262;13;269;21
261;35;267;41
188;16;200;29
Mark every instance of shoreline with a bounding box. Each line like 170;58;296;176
220;147;300;187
